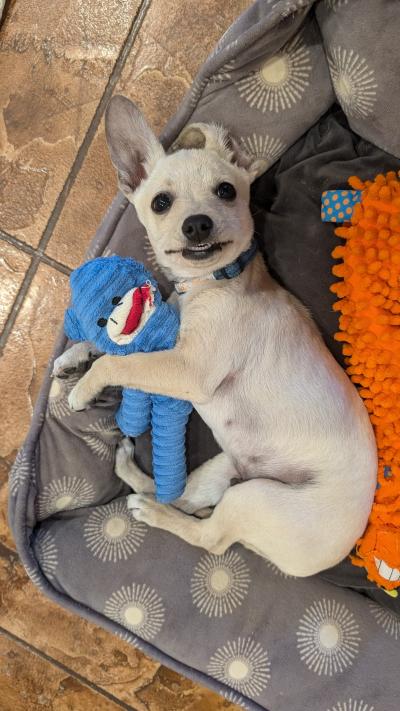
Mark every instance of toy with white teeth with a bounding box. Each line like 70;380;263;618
64;255;192;503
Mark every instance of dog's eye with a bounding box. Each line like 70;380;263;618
112;296;121;305
216;182;236;201
97;317;107;327
151;192;173;214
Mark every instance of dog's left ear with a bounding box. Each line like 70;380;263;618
105;96;165;199
172;123;264;183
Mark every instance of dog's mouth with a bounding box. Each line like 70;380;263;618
171;241;232;261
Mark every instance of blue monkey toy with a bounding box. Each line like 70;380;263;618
64;255;192;503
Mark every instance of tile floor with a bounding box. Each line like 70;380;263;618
0;0;251;708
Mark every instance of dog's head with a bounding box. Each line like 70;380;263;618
105;95;263;280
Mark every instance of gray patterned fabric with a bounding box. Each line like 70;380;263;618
9;2;400;709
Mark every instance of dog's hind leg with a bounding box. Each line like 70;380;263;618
127;490;237;554
127;467;246;555
116;439;236;512
128;477;346;576
175;452;237;513
115;438;155;493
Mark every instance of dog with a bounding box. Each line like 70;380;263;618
55;95;377;577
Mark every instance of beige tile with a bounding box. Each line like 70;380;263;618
0;0;141;246
46;0;251;269
121;0;251;83
0;631;126;711
0;240;31;331
0;457;16;551
1;263;69;459
45;129;117;269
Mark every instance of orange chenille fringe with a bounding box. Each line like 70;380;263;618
331;171;400;593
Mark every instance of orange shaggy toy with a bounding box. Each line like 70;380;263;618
329;171;400;594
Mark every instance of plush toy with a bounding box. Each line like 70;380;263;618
64;255;192;504
322;171;400;594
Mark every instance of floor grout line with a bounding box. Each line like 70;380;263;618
0;256;41;353
0;626;141;710
0;230;72;276
0;0;152;354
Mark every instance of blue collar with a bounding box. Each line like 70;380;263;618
174;240;258;294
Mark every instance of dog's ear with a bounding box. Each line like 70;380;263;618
227;134;266;182
172;123;264;183
105;95;165;199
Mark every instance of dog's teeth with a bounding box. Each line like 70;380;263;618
191;243;211;251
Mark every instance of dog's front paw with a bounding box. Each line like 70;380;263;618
53;352;78;379
127;493;166;527
53;342;100;379
68;380;93;411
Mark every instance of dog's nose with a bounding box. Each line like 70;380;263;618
182;214;213;242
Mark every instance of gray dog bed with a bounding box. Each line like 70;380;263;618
9;2;400;709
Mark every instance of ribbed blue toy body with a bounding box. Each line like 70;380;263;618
151;395;192;502
115;388;151;436
115;391;191;499
64;256;193;504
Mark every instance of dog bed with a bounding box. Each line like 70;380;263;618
9;2;400;709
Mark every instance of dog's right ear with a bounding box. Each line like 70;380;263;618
105;96;165;199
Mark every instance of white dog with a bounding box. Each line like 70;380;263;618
57;95;377;577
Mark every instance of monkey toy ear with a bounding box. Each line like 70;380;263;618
64;308;85;342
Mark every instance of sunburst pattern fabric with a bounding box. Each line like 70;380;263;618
34;529;58;580
328;47;377;119
47;374;80;420
82;416;119;462
369;603;400;640
236;32;312;113
325;0;349;10
208;637;271;697
221;690;250;709
297;599;361;676
239;133;286;170
9;449;32;497
37;476;95;519
327;700;375;711
84;499;147;562
190;550;250;617
104;583;165;641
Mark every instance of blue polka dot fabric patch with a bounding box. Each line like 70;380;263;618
321;189;362;222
